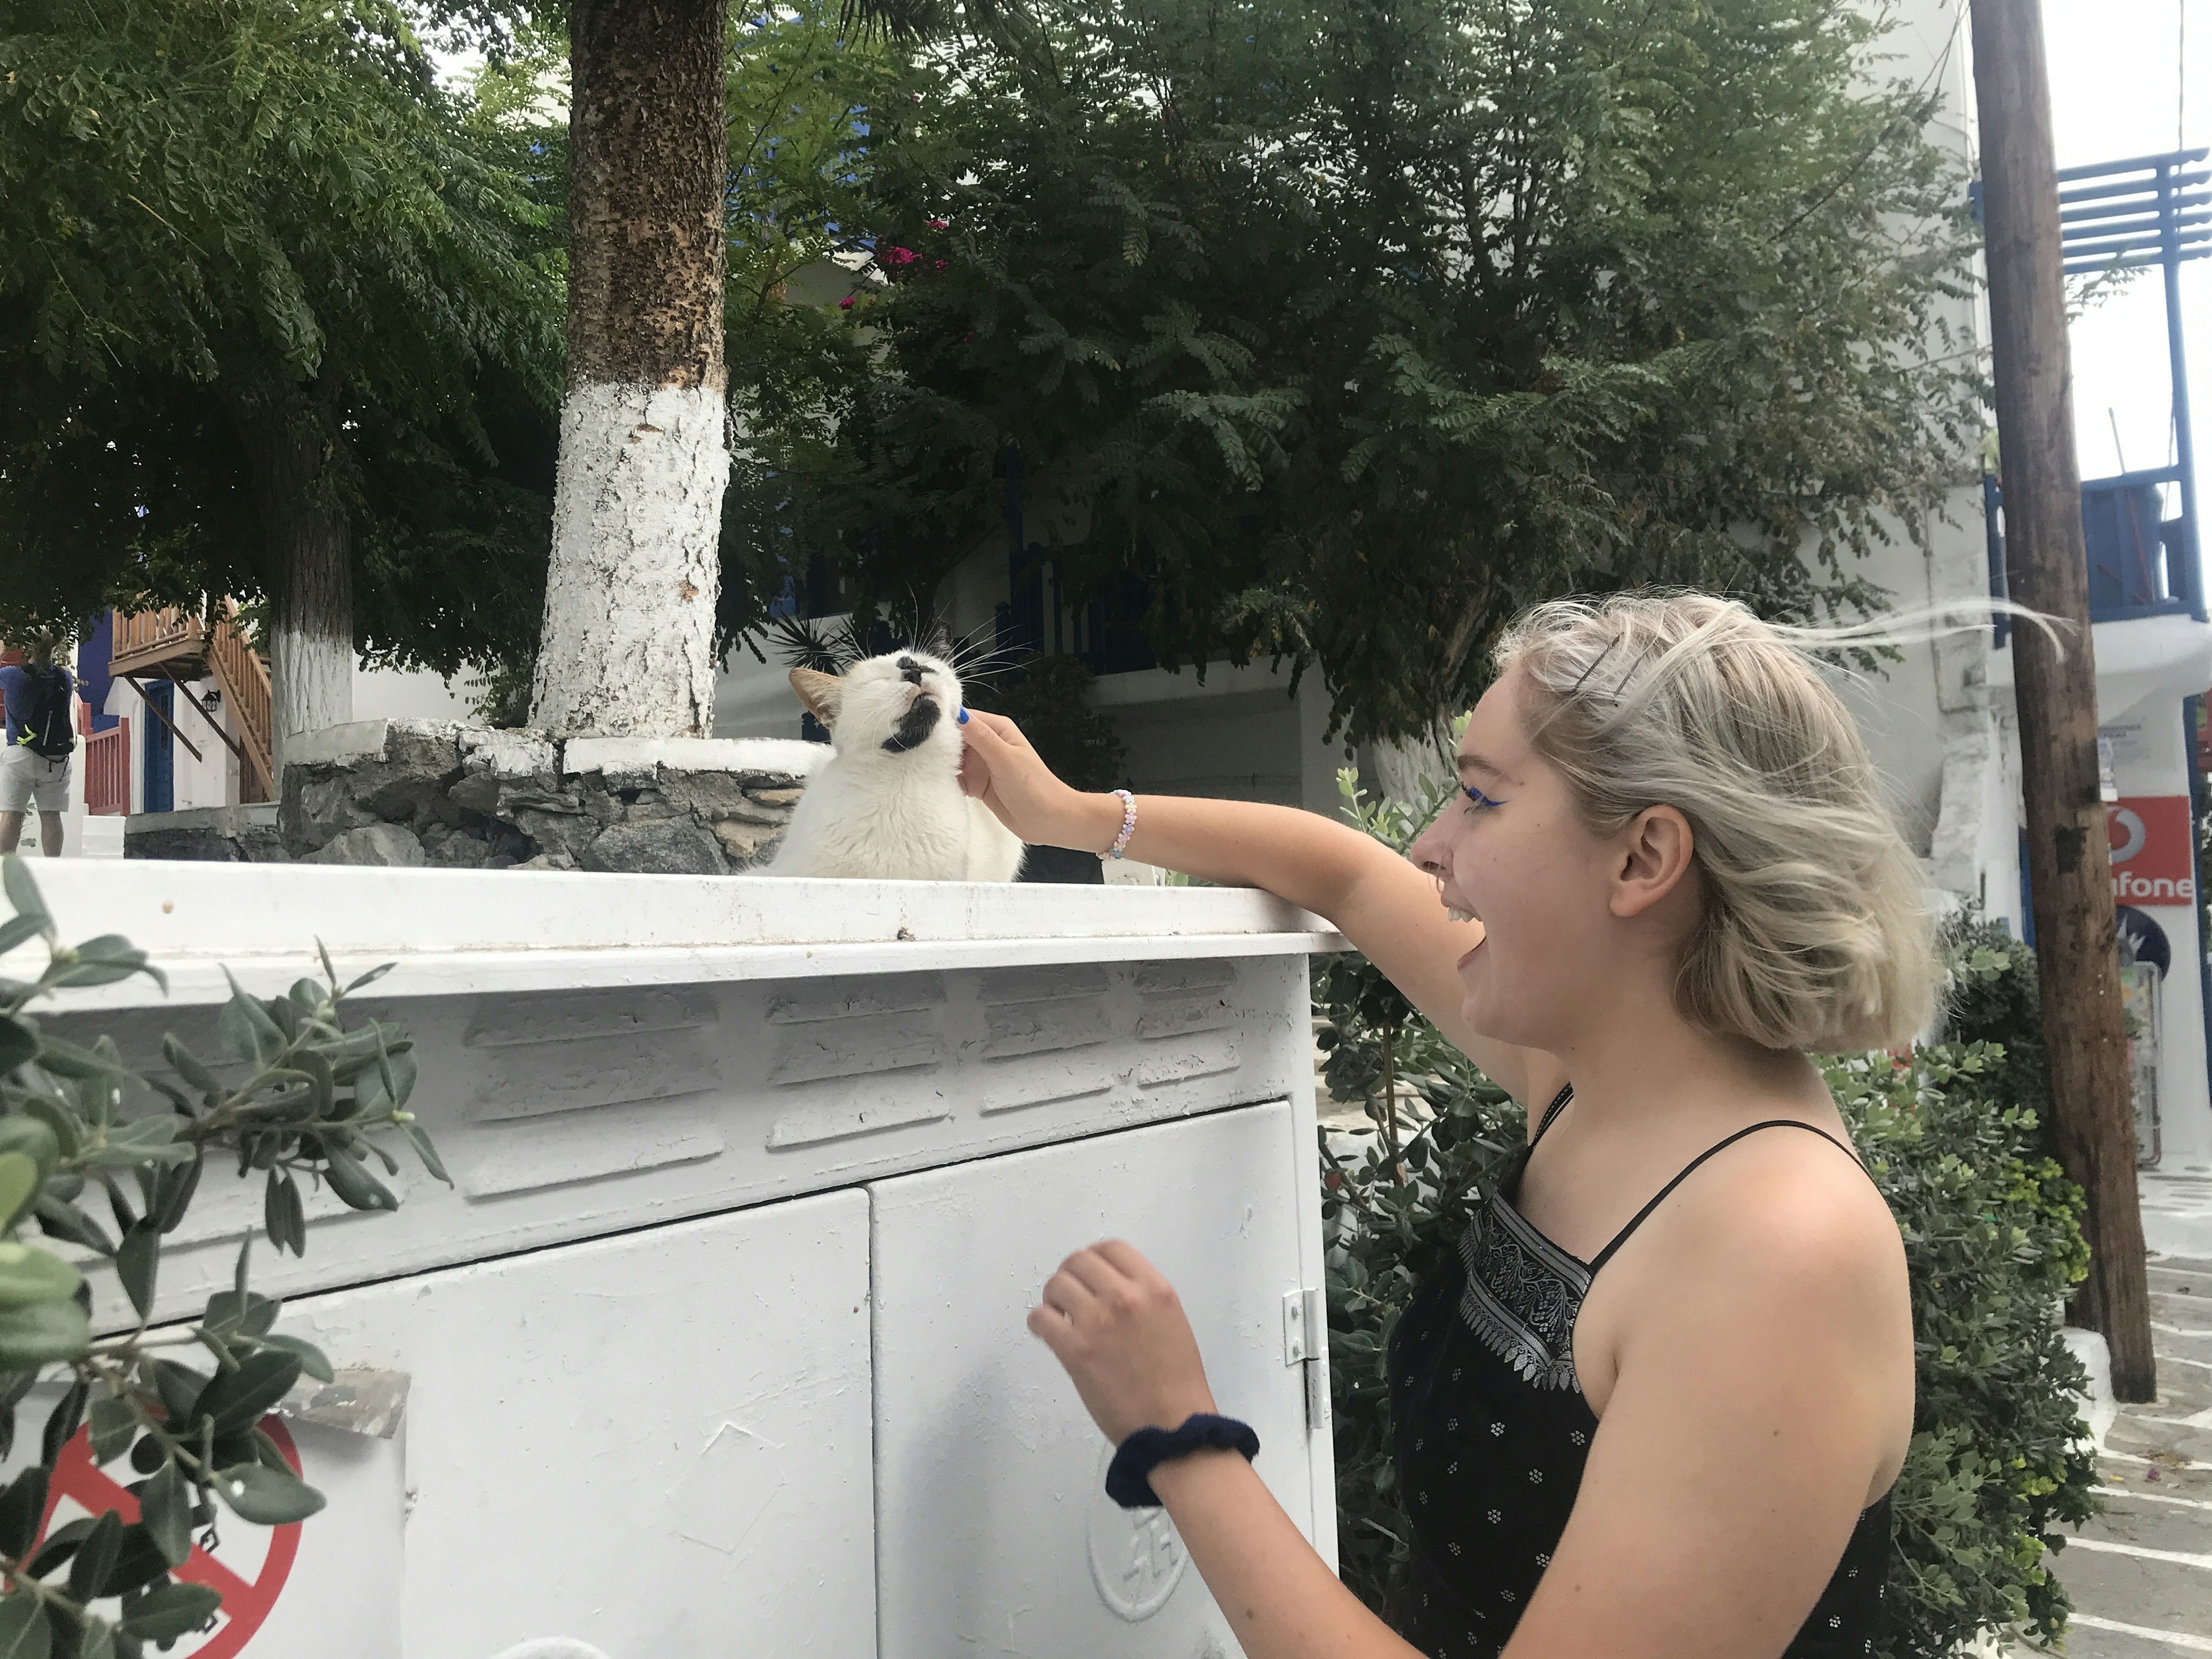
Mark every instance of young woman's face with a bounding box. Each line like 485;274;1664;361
1406;667;1626;1052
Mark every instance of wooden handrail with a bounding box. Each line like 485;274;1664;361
208;601;273;803
109;608;204;668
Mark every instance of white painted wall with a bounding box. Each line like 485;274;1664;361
356;664;478;725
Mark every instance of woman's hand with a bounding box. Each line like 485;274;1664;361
958;709;1120;852
1028;1240;1219;1444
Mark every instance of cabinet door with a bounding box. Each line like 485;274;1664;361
238;1189;874;1659
870;1101;1316;1658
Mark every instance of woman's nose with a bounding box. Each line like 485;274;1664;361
1406;825;1447;878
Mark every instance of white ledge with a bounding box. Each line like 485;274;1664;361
14;863;1345;1006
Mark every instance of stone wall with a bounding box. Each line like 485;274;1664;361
267;721;830;874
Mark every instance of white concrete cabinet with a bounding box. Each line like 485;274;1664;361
28;864;1341;1658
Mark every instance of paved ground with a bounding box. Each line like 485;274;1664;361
2048;1247;2212;1656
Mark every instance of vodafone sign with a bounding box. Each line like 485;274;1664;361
2107;796;2198;904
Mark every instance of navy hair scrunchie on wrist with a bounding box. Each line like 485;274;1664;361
1105;1414;1261;1509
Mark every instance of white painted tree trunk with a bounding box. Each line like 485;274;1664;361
270;624;353;778
531;381;728;738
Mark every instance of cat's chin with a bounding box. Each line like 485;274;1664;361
878;696;945;754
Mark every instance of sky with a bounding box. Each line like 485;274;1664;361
2044;0;2210;499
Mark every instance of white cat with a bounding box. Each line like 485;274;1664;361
761;649;1027;882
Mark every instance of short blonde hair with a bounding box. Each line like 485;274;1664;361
1495;591;1933;1052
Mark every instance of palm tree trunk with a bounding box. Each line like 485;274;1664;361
531;0;730;738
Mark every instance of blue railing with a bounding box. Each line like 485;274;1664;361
2079;467;2199;619
1985;470;2201;639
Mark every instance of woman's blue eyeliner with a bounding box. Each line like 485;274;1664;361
1463;785;1508;810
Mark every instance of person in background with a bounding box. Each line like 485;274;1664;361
0;628;78;859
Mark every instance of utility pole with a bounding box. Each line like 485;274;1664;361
1971;0;2156;1399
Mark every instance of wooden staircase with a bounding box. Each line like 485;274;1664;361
108;601;275;803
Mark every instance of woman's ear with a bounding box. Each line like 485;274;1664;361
1609;805;1697;920
790;668;843;728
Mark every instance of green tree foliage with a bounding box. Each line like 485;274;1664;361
738;0;1982;741
0;857;442;1653
1317;781;2098;1656
0;0;561;679
716;0;920;645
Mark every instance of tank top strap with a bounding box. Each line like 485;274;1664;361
1587;1119;1863;1275
1528;1083;1575;1148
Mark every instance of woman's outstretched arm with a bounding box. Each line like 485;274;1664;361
959;709;1561;1106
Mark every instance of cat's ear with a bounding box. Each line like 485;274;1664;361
790;667;843;728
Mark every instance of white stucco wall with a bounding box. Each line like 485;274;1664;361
356;664;478;725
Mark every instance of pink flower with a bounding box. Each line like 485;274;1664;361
934;259;948;270
886;246;917;266
838;296;855;310
927;218;949;230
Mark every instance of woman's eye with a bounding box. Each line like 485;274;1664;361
1463;786;1506;812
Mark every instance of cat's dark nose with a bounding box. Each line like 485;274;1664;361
897;656;925;686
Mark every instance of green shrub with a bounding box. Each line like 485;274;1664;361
1316;783;2098;1655
1827;1047;2094;1653
0;857;444;1654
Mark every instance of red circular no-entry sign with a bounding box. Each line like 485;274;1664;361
35;1416;304;1659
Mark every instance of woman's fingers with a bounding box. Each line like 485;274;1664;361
963;707;1028;747
1090;1238;1164;1287
958;743;991;800
1041;1264;1100;1321
1058;1246;1127;1300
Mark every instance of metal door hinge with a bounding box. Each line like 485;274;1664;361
1282;1287;1329;1435
1282;1287;1322;1365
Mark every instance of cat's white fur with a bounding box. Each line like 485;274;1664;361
762;649;1025;882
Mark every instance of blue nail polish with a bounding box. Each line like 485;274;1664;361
956;706;969;725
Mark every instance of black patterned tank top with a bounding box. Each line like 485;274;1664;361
1386;1088;1894;1659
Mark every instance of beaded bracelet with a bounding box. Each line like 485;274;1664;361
1104;789;1137;861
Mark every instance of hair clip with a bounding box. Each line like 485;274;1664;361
1568;634;1622;698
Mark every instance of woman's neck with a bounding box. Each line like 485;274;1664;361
1550;982;1827;1137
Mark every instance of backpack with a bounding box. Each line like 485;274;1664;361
14;668;75;761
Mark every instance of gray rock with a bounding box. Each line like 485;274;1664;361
127;827;244;862
235;828;294;863
280;719;463;853
282;771;381;851
300;823;426;868
512;805;602;861
447;771;505;816
262;725;817;874
711;819;784;865
580;817;728;876
433;834;499;870
661;771;787;824
460;728;556;780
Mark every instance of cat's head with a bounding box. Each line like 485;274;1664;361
790;650;965;760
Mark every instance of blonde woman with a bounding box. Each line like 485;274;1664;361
956;592;1924;1659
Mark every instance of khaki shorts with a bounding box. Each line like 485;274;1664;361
0;748;72;814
